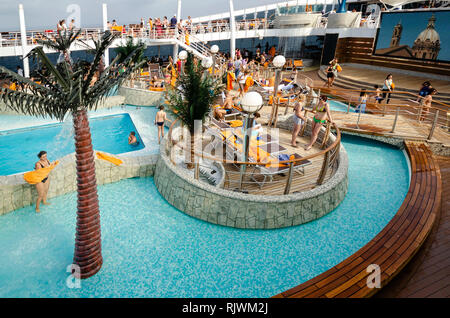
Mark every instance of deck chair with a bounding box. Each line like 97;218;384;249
148;63;162;78
293;60;303;70
251;153;312;189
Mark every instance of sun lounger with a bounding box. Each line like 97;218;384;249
251;153;312;189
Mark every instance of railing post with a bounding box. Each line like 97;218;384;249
427;110;439;140
391;106;399;133
356;107;362;129
284;162;294;195
300;110;308;137
194;162;200;180
317;151;330;186
321;122;331;149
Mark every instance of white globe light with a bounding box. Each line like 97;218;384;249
178;50;188;61
210;45;219;54
241;92;263;113
202;57;213;68
273;55;286;68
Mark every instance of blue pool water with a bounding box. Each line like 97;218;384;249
0;135;409;298
0;114;143;176
329;99;355;112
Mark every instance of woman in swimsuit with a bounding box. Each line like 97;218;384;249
291;94;307;147
324;63;335;88
381;74;393;105
34;151;52;213
305;95;333;151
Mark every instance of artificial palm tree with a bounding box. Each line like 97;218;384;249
166;52;224;168
0;30;146;279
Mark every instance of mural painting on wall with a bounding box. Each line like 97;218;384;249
374;10;449;62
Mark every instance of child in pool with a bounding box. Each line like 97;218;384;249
128;131;139;145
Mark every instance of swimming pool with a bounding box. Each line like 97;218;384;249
0;113;143;176
329;99;355;112
0;135;409;297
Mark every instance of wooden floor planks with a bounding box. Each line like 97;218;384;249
273;142;442;298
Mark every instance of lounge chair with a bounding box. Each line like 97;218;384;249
251;153;312;189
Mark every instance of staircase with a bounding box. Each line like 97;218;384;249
318;66;450;105
175;29;211;60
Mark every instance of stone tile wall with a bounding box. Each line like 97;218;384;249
154;138;349;229
0;153;158;215
119;87;164;106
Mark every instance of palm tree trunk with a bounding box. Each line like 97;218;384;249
72;108;102;279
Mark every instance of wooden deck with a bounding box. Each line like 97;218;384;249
221;128;336;196
330;65;450;95
330;111;450;146
273;142;442;298
374;155;450;298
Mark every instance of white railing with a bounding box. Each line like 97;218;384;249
0;14;380;48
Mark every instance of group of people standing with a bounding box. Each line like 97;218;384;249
56;19;76;32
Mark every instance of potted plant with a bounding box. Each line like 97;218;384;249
166;52;224;169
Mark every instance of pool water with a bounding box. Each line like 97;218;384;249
329;99;355;112
0;135;409;298
0;114;143;175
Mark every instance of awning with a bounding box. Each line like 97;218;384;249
379;0;425;7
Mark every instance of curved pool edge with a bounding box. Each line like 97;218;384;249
0;152;158;216
153;137;349;229
274;141;442;298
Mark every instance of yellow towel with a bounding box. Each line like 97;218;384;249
229;120;243;128
96;152;123;166
23;161;59;184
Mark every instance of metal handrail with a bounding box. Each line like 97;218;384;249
167;118;341;167
313;86;450;110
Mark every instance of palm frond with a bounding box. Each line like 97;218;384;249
0;30;144;121
26;46;70;90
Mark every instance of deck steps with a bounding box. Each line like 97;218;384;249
318;68;450;105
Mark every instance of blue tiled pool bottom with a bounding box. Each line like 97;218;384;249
0;135;409;297
0;114;143;175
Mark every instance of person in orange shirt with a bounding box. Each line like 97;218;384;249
226;66;236;91
269;45;276;58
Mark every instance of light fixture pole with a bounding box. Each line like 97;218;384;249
239;92;263;191
201;57;213;77
268;55;286;128
178;50;188;75
210;44;219;78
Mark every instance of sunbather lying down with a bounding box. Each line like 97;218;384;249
214;91;242;120
261;82;299;94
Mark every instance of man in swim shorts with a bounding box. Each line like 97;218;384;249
155;105;171;144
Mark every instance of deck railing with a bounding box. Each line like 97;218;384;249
0;14;379;48
166;116;342;196
311;86;450;141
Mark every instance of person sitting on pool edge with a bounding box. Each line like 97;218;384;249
154;105;171;144
128;131;139;146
